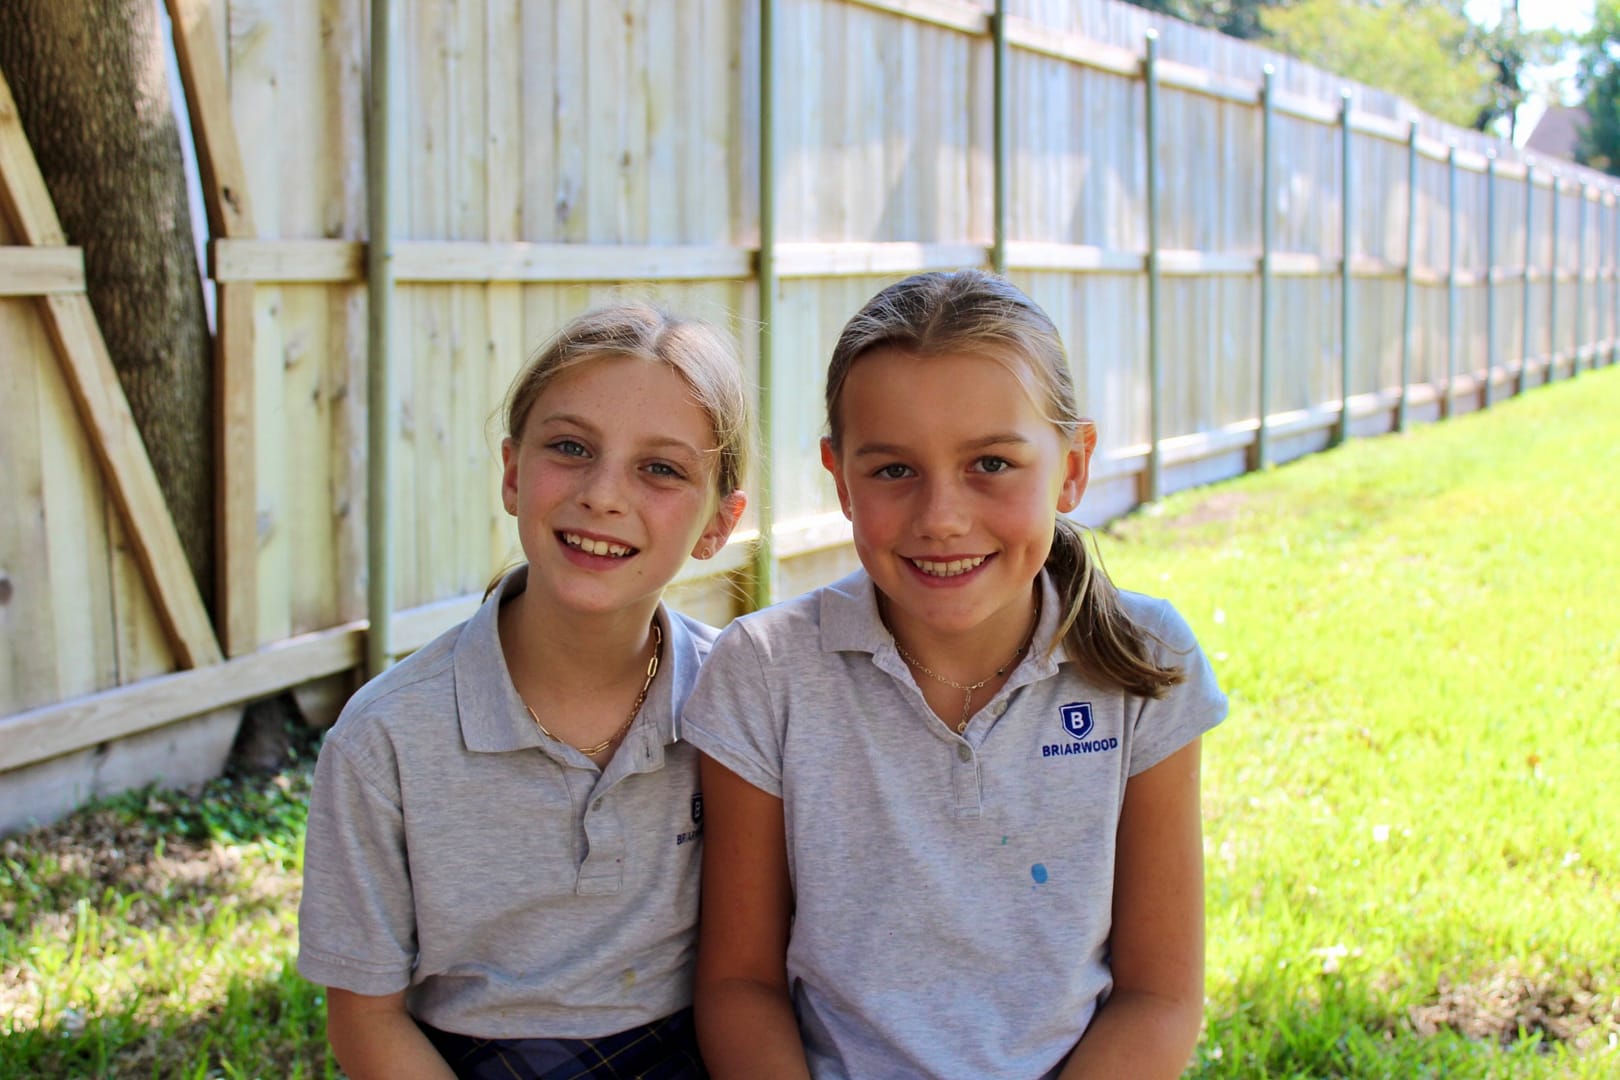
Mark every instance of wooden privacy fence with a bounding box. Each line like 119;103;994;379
2;0;1617;824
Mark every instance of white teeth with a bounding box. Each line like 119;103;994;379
563;533;632;557
911;556;985;577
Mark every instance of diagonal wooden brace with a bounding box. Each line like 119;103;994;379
0;64;222;669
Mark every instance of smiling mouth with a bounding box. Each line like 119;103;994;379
908;555;986;578
561;532;636;558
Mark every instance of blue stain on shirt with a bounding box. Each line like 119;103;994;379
1031;863;1049;885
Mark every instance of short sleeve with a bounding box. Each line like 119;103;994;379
1126;600;1228;778
296;733;418;994
680;621;787;798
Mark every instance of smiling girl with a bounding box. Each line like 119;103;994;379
298;304;749;1079
683;270;1226;1079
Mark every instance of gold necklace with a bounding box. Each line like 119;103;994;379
526;622;662;757
893;605;1037;733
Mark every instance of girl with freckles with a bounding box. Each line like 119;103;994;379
299;304;750;1079
684;270;1227;1079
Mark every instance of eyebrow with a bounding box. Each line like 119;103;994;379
535;413;706;459
850;433;1033;457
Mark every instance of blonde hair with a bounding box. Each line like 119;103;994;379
825;269;1183;699
505;302;751;498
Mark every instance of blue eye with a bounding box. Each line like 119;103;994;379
974;456;1011;474
646;462;686;479
874;464;914;480
549;439;588;458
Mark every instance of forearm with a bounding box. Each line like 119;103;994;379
1056;988;1203;1080
695;976;812;1080
327;992;457;1080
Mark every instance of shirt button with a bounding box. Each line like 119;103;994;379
991;702;1008;717
957;744;972;763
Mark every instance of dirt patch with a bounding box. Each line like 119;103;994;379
1161;489;1259;530
1403;963;1620;1053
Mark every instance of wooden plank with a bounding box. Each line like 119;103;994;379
1159;249;1256;276
216;283;257;654
1350;254;1404;278
842;0;987;36
1348;110;1409;145
1005;16;1137;78
203;0;266;650
1155;58;1259;106
211;239;754;282
164;0;257;238
0;247;85;296
0;623;363;773
1006;242;1143;273
28;295;222;667
1271;252;1336;277
774;241;986;277
1271;90;1338;128
395;241;754;282
0;297;59;714
212;237;364;281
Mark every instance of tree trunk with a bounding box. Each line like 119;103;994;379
0;0;214;616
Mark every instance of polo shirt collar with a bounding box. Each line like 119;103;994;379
819;566;1069;684
453;566;683;763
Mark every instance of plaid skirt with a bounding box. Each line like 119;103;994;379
416;1008;707;1080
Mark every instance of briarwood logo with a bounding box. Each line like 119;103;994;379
1042;702;1118;758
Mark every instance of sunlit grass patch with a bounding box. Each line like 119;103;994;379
1102;367;1620;1077
1;754;333;1077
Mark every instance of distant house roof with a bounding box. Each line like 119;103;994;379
1524;105;1589;162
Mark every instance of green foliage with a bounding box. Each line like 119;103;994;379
1260;0;1496;127
1577;0;1620;175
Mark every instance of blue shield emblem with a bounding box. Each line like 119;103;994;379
691;793;704;825
1060;702;1094;741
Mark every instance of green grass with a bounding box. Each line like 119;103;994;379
1099;366;1620;1077
3;368;1617;1077
0;745;335;1078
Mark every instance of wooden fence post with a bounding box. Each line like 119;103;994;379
992;0;1008;276
753;0;779;611
1335;91;1352;446
1520;162;1534;393
1575;182;1588;375
1143;30;1163;502
1257;65;1275;467
1548;175;1560;383
1484;153;1497;409
366;0;397;678
1399;120;1417;432
1444;142;1457;418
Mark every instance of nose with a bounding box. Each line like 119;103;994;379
577;460;630;514
914;476;969;539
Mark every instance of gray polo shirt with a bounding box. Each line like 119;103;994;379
683;568;1226;1079
298;567;713;1038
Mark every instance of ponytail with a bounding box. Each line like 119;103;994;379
1046;517;1184;699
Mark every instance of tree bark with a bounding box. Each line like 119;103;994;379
0;0;215;615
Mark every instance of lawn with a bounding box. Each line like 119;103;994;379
3;367;1617;1077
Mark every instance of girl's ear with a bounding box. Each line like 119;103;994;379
820;437;853;520
692;490;748;559
1056;420;1098;514
500;436;520;516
